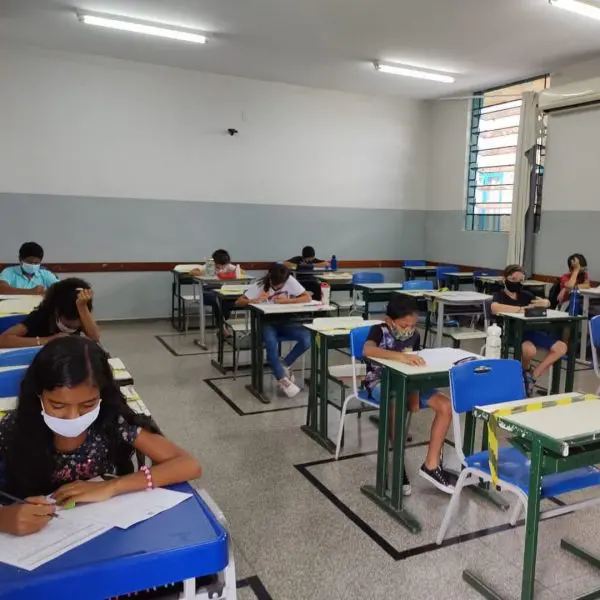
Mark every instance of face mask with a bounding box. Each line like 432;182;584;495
505;280;522;293
41;400;101;438
21;262;40;275
56;319;78;334
391;324;415;341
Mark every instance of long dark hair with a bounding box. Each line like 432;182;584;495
33;278;93;325
259;264;290;292
3;337;158;497
568;253;588;285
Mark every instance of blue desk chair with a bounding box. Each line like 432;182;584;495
332;272;384;315
0;315;26;335
404;260;426;267
402;280;434;291
334;326;378;459
0;347;41;368
589;316;600;393
436;358;600;545
436;265;459;288
0;366;27;400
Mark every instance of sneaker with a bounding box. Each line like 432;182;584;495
403;468;412;497
523;369;536;397
419;464;454;495
278;377;300;398
282;365;296;383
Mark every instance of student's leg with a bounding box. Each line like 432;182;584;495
262;324;286;380
421;391;452;470
279;323;311;368
532;340;567;380
521;341;537;371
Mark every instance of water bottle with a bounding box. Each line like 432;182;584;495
320;282;331;305
485;323;502;359
568;289;581;316
330;255;337;271
234;264;242;279
205;258;216;278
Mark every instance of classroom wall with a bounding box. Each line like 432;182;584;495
0;44;428;319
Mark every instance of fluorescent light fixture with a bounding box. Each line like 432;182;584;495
373;61;455;83
78;12;208;44
549;0;600;20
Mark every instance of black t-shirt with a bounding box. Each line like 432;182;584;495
287;256;323;266
492;289;535;308
21;310;81;338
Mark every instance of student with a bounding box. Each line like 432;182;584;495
557;253;590;308
362;295;454;495
237;264;311;398
491;264;566;396
284;246;330;269
0;242;59;296
0;337;201;535
0;278;100;349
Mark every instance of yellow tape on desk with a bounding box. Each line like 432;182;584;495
487;393;599;485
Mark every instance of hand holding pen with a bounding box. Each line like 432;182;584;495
0;491;56;536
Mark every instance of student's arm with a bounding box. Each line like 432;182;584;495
51;430;202;505
272;279;310;304
491;302;523;315
236;284;267;306
190;265;206;277
363;341;425;365
0;324;65;348
76;290;100;342
563;268;580;292
313;258;330;268
0;280;44;296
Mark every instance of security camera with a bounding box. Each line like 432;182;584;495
227;128;239;136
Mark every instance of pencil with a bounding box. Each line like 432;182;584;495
0;490;59;517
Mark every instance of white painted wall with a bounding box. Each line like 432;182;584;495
0;43;427;211
551;54;600;88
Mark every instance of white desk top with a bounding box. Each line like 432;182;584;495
304;319;382;336
404;265;436;271
354;283;403;290
252;302;335;314
477;276;547;288
580;287;600;297
215;285;250;296
317;273;353;281
0;365;25;373
497;309;579;321
425;291;492;304
397;290;430;297
0;297;42;315
447;272;475;277
194;276;250;284
371;348;478;376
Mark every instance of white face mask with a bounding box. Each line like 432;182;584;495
41;399;101;438
56;319;78;334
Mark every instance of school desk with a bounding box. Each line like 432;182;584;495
301;318;382;453
476;275;548;298
403;265;437;281
497;310;583;394
316;273;354;293
353;283;403;319
445;271;475;291
579;287;600;362
246;302;334;404
0;483;232;600
471;394;600;600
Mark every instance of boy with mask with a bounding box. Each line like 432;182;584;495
491;264;565;396
362;295;454;495
0;242;59;295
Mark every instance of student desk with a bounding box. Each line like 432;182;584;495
246;303;334;404
193;276;251;350
0;483;231;600
470;394;600;600
301;318;382;453
445;272;475;291
211;286;250;374
0;296;42;315
353;283;403;319
497;310;583;394
403;265;437;281
316;273;354;293
171;270;196;332
476;276;548;298
425;291;491;348
579;287;600;362
361;348;476;533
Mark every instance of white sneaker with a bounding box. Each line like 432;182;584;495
403;484;412;497
282;365;296;383
278;377;300;398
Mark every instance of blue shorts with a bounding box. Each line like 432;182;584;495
523;331;558;351
370;385;437;410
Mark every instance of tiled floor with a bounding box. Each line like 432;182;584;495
102;320;600;600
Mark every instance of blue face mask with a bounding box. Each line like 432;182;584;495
21;262;41;275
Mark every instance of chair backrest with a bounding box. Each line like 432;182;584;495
349;326;374;395
0;366;28;399
352;272;384;285
404;260;426;267
590;316;600;379
0;347;41;368
436;265;459;286
402;280;435;291
0;315;26;335
449;359;525;463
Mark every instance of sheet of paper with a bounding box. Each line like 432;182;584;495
417;348;476;366
108;358;132;381
67;487;192;529
0;511;110;571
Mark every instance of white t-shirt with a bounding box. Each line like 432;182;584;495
244;277;306;303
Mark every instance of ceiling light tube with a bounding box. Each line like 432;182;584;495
78;12;208;44
549;0;600;20
374;61;455;83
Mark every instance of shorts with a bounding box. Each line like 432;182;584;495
369;384;437;410
523;331;558;351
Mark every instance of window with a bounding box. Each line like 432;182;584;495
465;76;549;232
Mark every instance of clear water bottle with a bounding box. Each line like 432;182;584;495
485;323;502;359
330;255;337;271
205;257;216;278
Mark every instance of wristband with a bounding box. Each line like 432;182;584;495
140;465;154;490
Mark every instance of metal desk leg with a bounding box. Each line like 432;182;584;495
362;292;370;320
210;296;227;373
194;282;208;349
565;320;579;393
246;310;269;404
581;294;590;362
435;301;445;347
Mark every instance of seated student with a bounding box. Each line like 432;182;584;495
0;242;59;296
0;337;201;535
0;278;100;348
236;264;311;398
284;246;330;269
362;295;454;495
491;264;566;396
557;253;590;309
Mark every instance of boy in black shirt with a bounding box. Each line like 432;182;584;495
363;295;454;495
284;246;330;269
491;264;566;396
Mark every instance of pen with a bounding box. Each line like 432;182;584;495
0;490;59;517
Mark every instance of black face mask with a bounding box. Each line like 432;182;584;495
505;280;522;293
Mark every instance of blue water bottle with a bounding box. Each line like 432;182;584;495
330;255;337;271
568;289;581;316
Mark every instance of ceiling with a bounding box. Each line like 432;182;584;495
3;0;600;98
